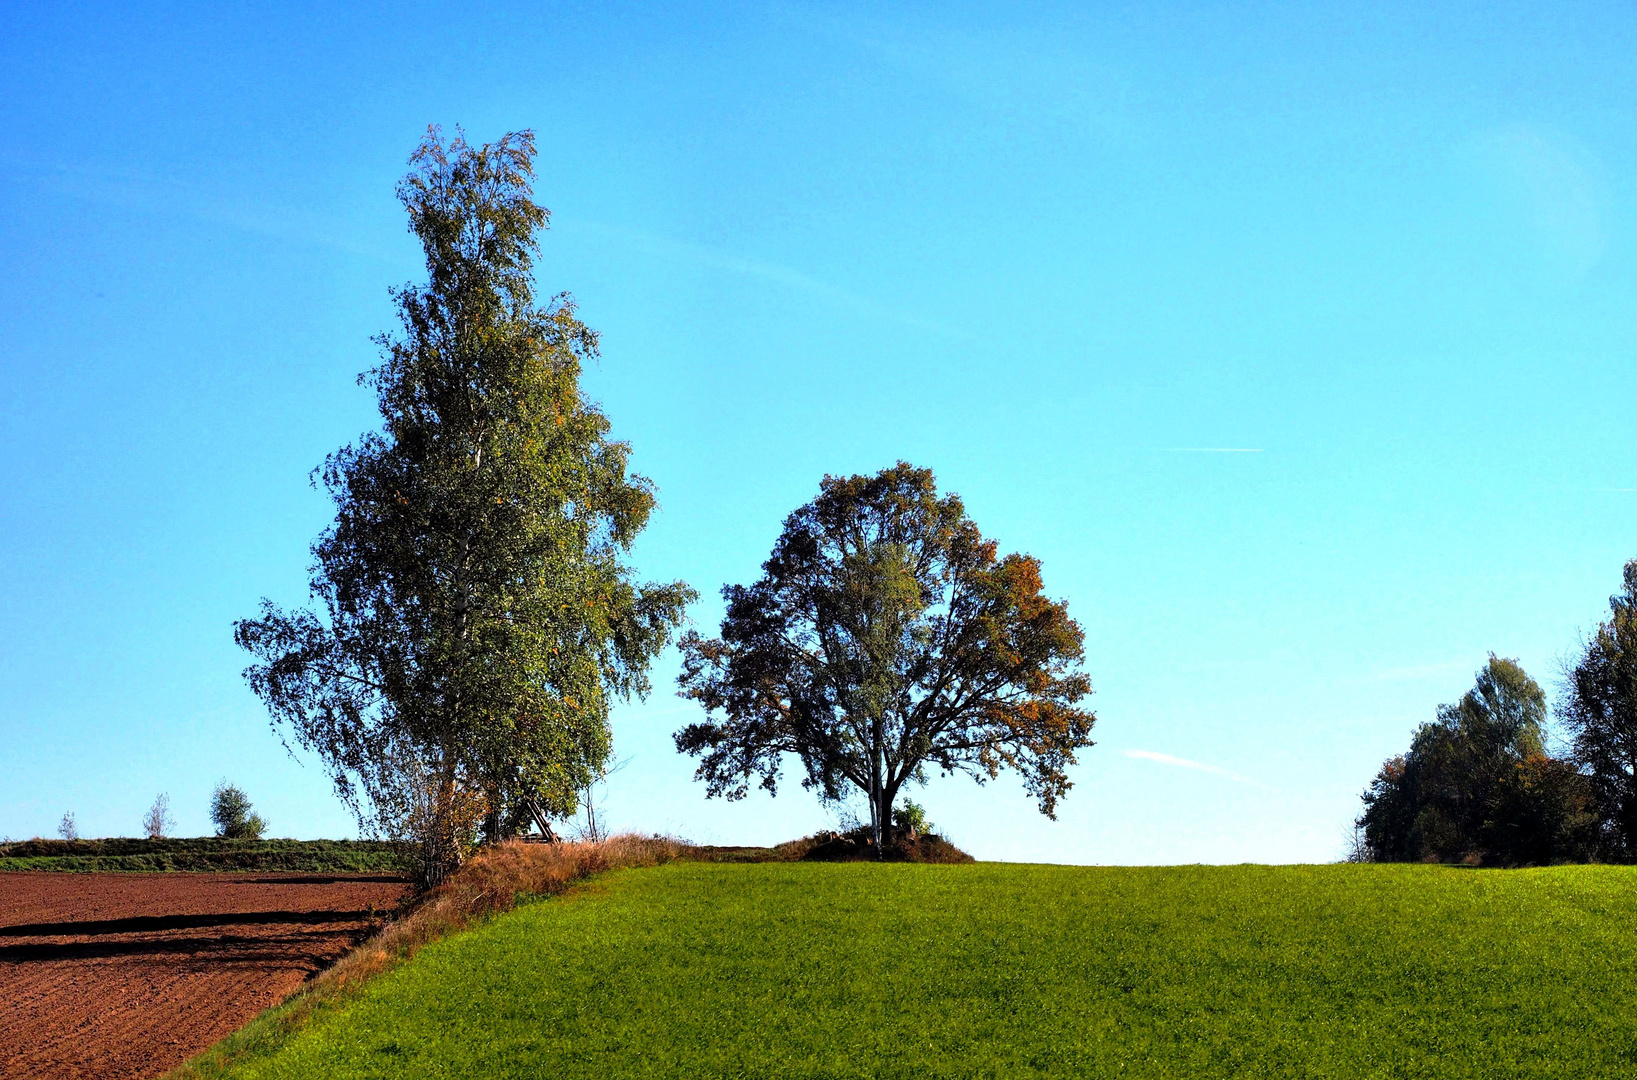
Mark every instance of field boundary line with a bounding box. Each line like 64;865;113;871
161;834;686;1080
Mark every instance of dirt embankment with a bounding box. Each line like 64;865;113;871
0;871;407;1080
689;828;975;863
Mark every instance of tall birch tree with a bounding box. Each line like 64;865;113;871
235;128;693;886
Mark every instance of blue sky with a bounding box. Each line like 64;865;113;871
3;2;1635;862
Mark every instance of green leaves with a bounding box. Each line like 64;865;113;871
1559;558;1637;858
210;782;267;840
1358;656;1599;865
676;462;1095;835
236;128;693;884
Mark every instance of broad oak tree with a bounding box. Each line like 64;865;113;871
675;463;1095;850
235;129;693;886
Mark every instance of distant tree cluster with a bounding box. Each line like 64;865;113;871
1355;656;1598;864
1358;561;1637;865
47;788;258;842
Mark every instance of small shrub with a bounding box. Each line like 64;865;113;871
893;800;933;838
211;782;267;839
58;811;78;841
790;826;974;864
143;793;174;839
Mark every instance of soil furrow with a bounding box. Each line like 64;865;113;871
0;871;406;1080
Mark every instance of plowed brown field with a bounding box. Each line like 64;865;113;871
0;871;408;1080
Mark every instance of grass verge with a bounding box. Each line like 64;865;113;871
162;834;683;1080
192;860;1637;1079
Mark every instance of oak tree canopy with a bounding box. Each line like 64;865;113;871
675;463;1095;850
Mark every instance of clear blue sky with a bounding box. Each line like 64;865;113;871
4;2;1635;862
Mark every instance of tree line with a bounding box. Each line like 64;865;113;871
55;783;266;842
230;125;1637;886
235;128;1095;887
1358;563;1637;865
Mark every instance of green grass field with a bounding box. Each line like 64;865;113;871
0;837;404;873
211;861;1637;1079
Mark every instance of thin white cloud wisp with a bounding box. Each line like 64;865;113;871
1120;749;1275;790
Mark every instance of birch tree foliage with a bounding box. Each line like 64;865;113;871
675;463;1095;847
235;128;693;879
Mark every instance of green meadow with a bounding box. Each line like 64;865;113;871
214;861;1637;1079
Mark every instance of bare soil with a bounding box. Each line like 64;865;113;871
0;870;407;1080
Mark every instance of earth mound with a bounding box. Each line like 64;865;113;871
792;827;974;863
684;831;975;864
635;831;977;864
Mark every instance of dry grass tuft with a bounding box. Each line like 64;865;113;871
166;833;685;1079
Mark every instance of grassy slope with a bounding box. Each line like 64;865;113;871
0;838;404;873
217;862;1637;1079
